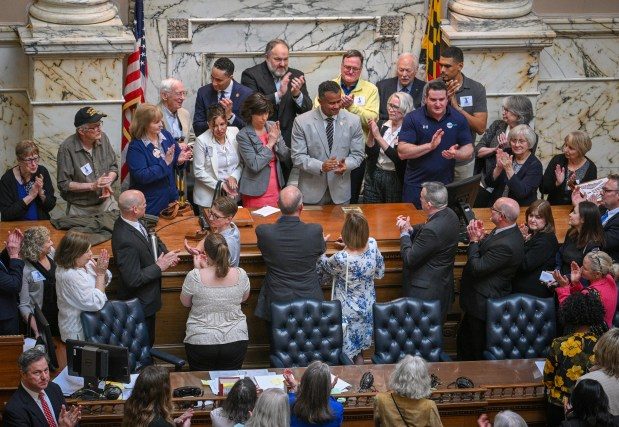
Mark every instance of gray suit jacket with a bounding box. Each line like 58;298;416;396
254;216;326;320
291;108;364;204
400;207;460;320
237;121;291;197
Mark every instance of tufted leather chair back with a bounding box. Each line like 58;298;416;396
372;298;444;363
81;298;152;373
270;299;350;367
484;293;556;360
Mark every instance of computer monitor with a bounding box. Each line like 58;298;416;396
66;339;131;392
446;174;482;242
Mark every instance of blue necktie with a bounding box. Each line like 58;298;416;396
600;211;609;224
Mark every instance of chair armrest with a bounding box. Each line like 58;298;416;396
339;353;354;365
482;350;498;360
439;352;452;362
270;355;285;368
150;348;186;371
371;354;387;364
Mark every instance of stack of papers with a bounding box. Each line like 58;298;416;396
252;205;280;217
331;375;352;394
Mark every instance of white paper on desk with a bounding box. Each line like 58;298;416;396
254;374;285;391
53;367;85;396
252;205;280;217
331;374;352;394
207;369;271;381
201;379;219;395
23;338;37;351
534;361;546;379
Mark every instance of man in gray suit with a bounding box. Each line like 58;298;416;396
291;80;364;205
396;181;459;321
254;186;326;321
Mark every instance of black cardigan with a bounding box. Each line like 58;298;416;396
0;166;56;220
540;154;597;205
365;124;406;185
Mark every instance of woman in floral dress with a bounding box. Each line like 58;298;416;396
317;212;384;364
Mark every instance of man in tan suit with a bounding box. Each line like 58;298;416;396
158;78;194;209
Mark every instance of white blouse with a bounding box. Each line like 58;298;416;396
56;260;111;342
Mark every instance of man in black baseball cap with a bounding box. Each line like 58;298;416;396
57;106;119;215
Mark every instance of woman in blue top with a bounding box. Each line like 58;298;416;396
284;361;344;427
127;103;192;216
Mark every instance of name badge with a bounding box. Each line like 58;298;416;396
460;95;473;107
31;270;45;282
354;96;366;106
80;163;93;176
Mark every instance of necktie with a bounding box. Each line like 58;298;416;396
38;392;57;427
600;211;609;225
139;223;148;238
326;117;334;151
401;86;409;94
218;91;225;101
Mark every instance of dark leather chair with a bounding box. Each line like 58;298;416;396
270;299;353;367
372;298;450;363
81;298;185;372
484;293;556;360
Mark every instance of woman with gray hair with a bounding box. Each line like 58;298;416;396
18;226;59;338
363;91;415;203
483;124;543;207
474;95;535;207
373;355;442;426
244;388;290;427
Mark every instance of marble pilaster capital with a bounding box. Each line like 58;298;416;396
448;0;532;19
29;0;118;25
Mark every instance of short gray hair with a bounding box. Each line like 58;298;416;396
160;78;182;94
388;92;415;116
508;124;537;150
494;410;528;427
389;355;432;399
245;388;290;427
18;348;49;373
502;95;533;125
421;181;448;209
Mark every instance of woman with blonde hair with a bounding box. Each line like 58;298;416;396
127;103;192;216
317;212;385;364
180;233;250;371
55;231;111;342
244;388;290;427
122;365;193;427
541;130;597;205
374;355;443;426
18;226;59;337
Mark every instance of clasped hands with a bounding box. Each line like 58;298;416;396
424;129;460;160
466;219;486;243
321;157;347;175
396;215;412;233
277;73;305;99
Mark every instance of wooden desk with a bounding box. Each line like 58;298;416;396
0;204;572;366
72;359;546;427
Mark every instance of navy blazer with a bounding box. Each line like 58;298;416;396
3;382;66;427
603;212;619;263
0;250;24;329
193;80;253;137
376;76;424;125
484;153;543;207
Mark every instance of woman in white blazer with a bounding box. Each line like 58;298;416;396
193;105;243;209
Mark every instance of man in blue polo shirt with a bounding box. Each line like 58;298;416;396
397;79;473;208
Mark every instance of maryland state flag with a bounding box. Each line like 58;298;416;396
422;0;442;81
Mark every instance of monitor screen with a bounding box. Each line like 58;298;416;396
66;339;131;384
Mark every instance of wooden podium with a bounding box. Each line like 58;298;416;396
0;335;24;409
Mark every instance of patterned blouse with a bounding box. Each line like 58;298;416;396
543;331;598;406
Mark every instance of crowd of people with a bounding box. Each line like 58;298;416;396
1;39;618;427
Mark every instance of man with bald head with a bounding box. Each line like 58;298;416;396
112;190;180;345
254;186;326;321
376;53;425;125
458;197;524;360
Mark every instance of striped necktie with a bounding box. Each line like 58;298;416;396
326;117;334;151
38;392;57;427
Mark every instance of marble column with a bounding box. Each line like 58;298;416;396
17;0;134;216
448;0;532;19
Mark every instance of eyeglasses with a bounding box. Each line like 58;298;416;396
85;122;103;131
491;206;503;216
207;209;227;220
501;106;514;115
387;103;401;111
601;187;619;194
20;156;40;164
171;90;188;97
342;65;361;73
510;138;529;146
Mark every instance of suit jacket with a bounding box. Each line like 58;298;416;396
376;76;424;124
157;103;193;142
484;153;543;206
400;207;460;319
237;121;291;197
241;62;312;146
512;231;559;298
254;216;325;321
291;108;364;204
111;217;167;318
3;382;65;427
193;80;253;137
460;225;524;321
603;212;619;263
193;126;242;208
0;250;24;324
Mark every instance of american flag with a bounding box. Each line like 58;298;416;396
121;0;147;183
